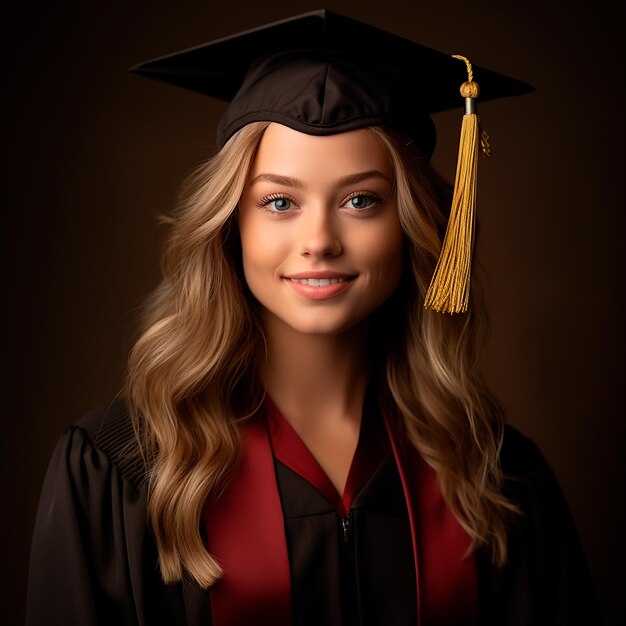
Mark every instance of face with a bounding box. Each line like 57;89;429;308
237;123;404;337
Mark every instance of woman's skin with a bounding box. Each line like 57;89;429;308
238;123;404;494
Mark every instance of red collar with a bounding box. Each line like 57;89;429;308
264;395;388;516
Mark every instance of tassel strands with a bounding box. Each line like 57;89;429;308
424;55;488;314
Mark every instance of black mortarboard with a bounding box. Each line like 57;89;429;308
132;9;533;314
131;9;532;155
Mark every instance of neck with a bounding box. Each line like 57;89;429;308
259;315;370;426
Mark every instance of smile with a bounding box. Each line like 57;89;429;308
289;278;347;286
284;275;355;300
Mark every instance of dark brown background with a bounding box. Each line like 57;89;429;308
2;0;624;624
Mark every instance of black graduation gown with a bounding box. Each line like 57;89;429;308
26;398;600;625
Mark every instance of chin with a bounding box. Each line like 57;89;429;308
291;322;355;337
269;309;371;337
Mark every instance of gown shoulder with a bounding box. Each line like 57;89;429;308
476;425;602;625
25;398;189;626
74;396;146;487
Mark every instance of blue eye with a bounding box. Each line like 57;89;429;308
263;196;293;211
272;198;291;210
345;193;382;210
348;196;372;209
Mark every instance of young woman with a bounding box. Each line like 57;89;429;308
26;10;598;626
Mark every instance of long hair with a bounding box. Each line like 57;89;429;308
370;127;516;566
127;122;514;588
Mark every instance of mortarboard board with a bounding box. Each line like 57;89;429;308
131;9;532;153
131;9;533;313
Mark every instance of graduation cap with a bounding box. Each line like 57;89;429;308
132;9;533;313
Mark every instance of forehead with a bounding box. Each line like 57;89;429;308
248;123;392;180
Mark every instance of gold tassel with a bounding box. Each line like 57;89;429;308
424;55;488;314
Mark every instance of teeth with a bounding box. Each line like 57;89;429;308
291;278;347;286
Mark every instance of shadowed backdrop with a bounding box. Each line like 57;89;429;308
2;0;623;624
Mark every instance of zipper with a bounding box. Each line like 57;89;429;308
341;513;353;543
339;511;358;624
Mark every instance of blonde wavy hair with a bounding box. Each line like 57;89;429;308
127;121;515;589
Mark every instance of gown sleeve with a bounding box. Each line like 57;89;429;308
25;404;187;626
477;427;602;625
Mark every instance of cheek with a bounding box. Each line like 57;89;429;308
360;219;405;281
238;219;287;284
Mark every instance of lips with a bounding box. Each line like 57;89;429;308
289;277;347;286
285;270;355;280
283;272;356;300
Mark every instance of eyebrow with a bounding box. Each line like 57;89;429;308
248;169;392;188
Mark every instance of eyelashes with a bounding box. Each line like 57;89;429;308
257;190;385;215
343;190;384;210
257;193;298;212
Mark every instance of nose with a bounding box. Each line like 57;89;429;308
298;206;343;258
